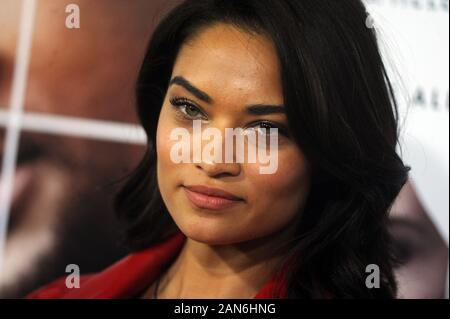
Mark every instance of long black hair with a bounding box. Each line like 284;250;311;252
114;0;410;298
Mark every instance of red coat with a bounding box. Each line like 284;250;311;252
26;231;288;299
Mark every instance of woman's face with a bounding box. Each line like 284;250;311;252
156;23;311;245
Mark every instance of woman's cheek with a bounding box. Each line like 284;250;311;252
156;110;182;198
156;125;173;167
156;109;178;168
245;147;310;215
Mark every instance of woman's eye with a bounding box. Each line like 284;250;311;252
249;121;287;136
183;104;202;118
170;97;205;120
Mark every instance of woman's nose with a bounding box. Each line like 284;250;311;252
191;121;244;178
195;159;241;178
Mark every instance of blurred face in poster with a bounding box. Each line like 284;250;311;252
390;181;448;298
0;0;178;297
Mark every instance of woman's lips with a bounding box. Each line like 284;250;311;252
183;185;244;211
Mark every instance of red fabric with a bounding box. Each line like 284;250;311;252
26;231;288;299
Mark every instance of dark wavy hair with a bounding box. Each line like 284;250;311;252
114;0;410;298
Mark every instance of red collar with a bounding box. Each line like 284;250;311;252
27;231;288;299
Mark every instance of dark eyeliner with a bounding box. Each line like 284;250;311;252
250;120;289;137
169;96;206;120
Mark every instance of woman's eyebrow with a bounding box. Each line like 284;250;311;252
246;104;286;115
169;76;286;115
169;76;213;104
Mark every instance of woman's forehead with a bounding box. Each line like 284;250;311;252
172;24;283;103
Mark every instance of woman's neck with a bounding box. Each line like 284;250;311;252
153;223;298;299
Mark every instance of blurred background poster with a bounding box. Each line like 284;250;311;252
0;0;448;298
0;0;178;298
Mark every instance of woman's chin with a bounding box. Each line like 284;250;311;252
180;226;240;246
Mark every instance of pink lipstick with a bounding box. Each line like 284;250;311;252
183;185;243;211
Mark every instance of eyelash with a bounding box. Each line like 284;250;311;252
170;97;207;120
169;96;289;136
